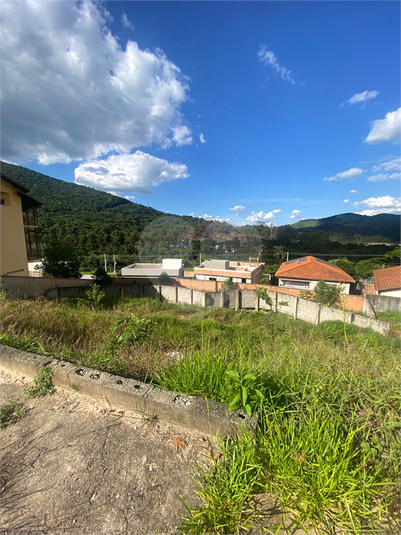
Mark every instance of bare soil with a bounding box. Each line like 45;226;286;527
0;368;212;535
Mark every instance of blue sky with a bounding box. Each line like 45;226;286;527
1;0;400;225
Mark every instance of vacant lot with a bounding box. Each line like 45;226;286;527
1;293;400;534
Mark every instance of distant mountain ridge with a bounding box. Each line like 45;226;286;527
291;213;400;243
1;162;399;257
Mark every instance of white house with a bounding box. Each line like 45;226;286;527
275;256;355;294
373;265;401;297
121;258;184;279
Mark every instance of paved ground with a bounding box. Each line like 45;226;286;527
0;368;212;535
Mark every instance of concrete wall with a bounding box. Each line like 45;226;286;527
2;275;92;298
1;179;29;276
367;294;401;313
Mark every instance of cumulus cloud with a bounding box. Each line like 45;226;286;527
245;209;281;224
1;0;192;164
199;133;207;144
365;108;401;144
198;214;230;223
289;209;302;219
74;151;189;194
366;156;401;181
323;167;364;181
343;199;350;203
340;90;379;108
350;189;358;193
257;45;295;84
229;205;246;216
355;195;401;216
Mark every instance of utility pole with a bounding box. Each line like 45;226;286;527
104;254;107;273
199;252;202;265
113;254;117;275
286;251;289;262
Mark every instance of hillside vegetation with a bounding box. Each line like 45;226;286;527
1;292;399;534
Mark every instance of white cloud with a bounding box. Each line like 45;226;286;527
199;133;207;144
356;195;401;215
172;125;193;147
350;189;358;193
199;214;230;223
323;167;364;181
245;209;281;224
0;0;192;164
229;205;246;216
124;195;137;202
189;212;196;217
343;199;350;203
365;108;401;144
340;90;379;108
74;151;188;193
367;172;401;182
289;209;301;219
372;156;401;172
121;12;134;30
257;45;295;84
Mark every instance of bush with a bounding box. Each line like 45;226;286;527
158;271;172;284
222;278;235;291
313;280;342;307
91;267;112;285
42;239;81;278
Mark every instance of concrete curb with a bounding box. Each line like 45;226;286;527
0;346;249;437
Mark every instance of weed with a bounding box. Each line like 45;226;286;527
225;370;263;416
24;367;54;398
86;283;105;309
0;403;27;429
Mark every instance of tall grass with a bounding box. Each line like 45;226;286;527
1;292;399;532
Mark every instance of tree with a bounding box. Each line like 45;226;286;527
313;281;342;307
222;278;235;291
354;259;383;280
273;246;286;264
330;258;355;278
91;267;112;286
42;239;81;278
158;271;172;284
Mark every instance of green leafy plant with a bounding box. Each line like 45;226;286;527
313;280;343;307
255;287;272;309
86;283;105;309
158;271;172;284
0;402;27;429
41;238;82;279
222;278;235;291
24;367;54;397
91;267;112;285
109;314;152;352
225;370;263;416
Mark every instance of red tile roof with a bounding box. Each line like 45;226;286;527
373;265;401;292
275;256;355;283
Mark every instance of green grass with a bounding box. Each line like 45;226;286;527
0;402;27;429
1;292;399;533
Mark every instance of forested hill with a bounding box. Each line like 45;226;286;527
291;212;400;243
1;161;211;256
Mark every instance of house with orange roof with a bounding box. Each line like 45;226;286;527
275;256;355;294
373;265;401;297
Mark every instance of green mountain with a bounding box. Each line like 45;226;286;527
1;161;211;258
291;213;400;243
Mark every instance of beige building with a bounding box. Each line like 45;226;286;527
194;259;265;284
1;174;41;276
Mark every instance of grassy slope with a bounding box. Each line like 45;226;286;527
1;293;400;533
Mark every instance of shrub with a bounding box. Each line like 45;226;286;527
158;271;172;284
313;280;342;307
42;239;81;278
91;267;112;285
222;278;235;291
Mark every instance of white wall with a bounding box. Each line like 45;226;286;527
378;288;401;298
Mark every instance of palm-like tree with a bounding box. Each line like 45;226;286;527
273;245;286;264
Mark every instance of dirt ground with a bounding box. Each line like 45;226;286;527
0;367;212;535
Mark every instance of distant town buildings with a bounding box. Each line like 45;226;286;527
275;256;355;294
194;259;265;284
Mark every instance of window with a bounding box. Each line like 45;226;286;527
0;192;10;206
280;279;310;289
